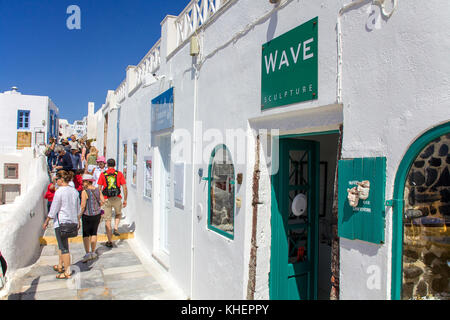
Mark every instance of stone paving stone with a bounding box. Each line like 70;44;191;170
24;265;58;279
21;273;61;286
21;288;78;300
77;269;105;289
7;238;186;300
110;283;164;300
78;287;112;300
102;264;146;276
105;274;158;290
21;278;68;293
104;270;150;283
91;251;142;269
40;245;58;256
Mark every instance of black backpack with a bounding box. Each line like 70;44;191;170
102;171;121;197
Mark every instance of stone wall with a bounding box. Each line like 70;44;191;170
402;133;450;300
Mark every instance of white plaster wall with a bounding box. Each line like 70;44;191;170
0;151;34;196
0;93;52;151
178;0;344;299
339;1;450;299
0;151;49;296
94;0;450;300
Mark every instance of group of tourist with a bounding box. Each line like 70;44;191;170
42;136;127;280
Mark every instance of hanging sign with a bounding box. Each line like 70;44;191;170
261;17;318;110
151;87;174;133
338;157;387;244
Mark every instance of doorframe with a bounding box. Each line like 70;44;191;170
391;121;450;300
270;130;341;299
152;132;172;269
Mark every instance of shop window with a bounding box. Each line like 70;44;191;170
208;145;235;239
4;164;18;179
402;133;450;300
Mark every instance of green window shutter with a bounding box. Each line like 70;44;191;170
338;157;386;244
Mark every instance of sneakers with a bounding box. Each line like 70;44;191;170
113;229;120;236
82;253;91;263
82;252;98;263
105;241;113;248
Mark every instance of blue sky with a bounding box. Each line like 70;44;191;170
0;0;189;123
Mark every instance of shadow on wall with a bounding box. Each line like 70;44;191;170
340;237;382;257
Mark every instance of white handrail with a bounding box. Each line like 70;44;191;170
175;0;225;46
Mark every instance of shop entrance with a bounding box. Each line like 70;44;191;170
270;132;340;300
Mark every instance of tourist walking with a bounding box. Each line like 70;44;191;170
73;169;84;198
45;137;57;170
79;174;104;262
70;146;83;171
92;156;106;188
42;170;80;279
97;159;127;248
53;145;74;172
62;138;71;152
44;175;57;213
79;138;87;168
86;146;99;174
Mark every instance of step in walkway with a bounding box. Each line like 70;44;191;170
6;220;186;300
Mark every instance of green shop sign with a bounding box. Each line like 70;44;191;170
261;17;318;110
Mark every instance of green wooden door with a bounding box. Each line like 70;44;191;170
270;138;319;300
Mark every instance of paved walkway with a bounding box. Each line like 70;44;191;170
6;220;186;300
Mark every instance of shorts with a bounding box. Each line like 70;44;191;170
54;227;70;254
82;214;101;237
103;197;122;220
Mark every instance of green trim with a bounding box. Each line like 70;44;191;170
270;137;319;300
280;129;340;139
207;144;235;240
391;121;450;300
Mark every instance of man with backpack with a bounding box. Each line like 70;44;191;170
97;158;127;248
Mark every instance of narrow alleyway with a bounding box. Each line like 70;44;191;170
5;220;186;300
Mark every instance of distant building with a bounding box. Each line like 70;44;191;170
58;119;73;140
87;102;97;141
73;118;87;139
0;86;59;204
0;86;59;151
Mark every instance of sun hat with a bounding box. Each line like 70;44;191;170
96;156;106;163
82;174;95;182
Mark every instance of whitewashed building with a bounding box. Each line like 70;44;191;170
94;0;450;300
58;119;73;139
0;87;59;150
0;87;59;204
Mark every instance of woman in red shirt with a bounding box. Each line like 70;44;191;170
44;176;57;213
73;169;84;199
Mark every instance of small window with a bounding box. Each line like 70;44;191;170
208;145;235;239
123;143;128;180
17;110;30;129
132;142;138;185
143;158;153;199
4;164;19;179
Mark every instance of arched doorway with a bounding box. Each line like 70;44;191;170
392;121;450;300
